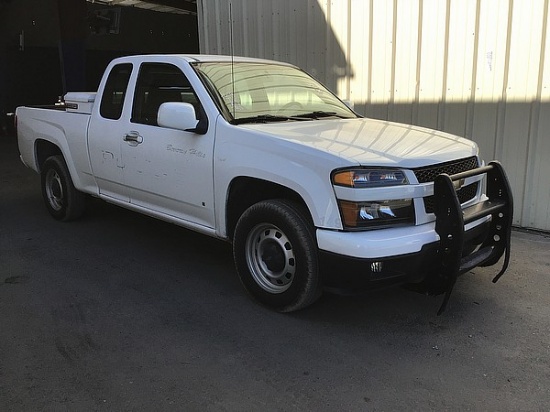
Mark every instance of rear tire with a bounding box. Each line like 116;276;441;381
233;199;322;312
41;155;86;221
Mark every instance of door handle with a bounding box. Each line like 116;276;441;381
123;131;143;144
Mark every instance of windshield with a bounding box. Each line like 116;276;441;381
192;61;357;123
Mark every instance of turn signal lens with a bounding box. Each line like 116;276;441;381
333;169;408;188
339;199;414;229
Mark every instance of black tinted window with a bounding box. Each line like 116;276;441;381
132;63;199;126
100;63;132;120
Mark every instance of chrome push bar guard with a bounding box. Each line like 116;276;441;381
433;161;513;315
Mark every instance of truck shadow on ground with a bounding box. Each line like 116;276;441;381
78;196;503;330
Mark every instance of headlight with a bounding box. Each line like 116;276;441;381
332;168;408;188
338;199;414;229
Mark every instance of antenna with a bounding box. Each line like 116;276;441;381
229;1;236;118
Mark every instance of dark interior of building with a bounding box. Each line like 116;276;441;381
0;0;199;134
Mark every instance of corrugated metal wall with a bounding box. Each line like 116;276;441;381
198;0;550;231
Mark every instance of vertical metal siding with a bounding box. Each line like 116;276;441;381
198;0;550;231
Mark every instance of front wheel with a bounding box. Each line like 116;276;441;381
233;199;322;312
41;155;86;221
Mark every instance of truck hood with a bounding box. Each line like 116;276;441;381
241;117;478;168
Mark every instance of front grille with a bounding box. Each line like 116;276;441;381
412;156;480;213
412;156;479;183
422;182;479;213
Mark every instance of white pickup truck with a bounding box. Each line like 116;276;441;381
16;54;513;313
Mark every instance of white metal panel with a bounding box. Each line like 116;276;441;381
470;0;510;162
523;0;550;230
474;0;509;103
305;0;327;80
197;0;550;231
441;0;476;137
500;0;545;225
505;0;545;102
367;0;394;121
528;101;550;229
392;0;419;125
348;0;372;108
328;0;351;101
416;0;447;130
445;0;476;102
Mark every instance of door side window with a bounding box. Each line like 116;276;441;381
100;63;132;120
131;63;200;126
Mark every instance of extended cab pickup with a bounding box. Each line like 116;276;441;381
16;54;513;313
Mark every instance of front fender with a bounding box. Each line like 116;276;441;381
213;119;349;235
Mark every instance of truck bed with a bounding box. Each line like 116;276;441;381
16;105;94;191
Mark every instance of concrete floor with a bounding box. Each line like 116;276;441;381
1;134;549;411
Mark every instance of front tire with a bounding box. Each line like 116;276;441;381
233;199;322;312
41;155;86;221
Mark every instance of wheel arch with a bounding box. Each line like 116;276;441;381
33;138;93;194
40;154;87;221
35;139;63;172
225;176;313;240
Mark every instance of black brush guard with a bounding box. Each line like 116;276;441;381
432;161;513;315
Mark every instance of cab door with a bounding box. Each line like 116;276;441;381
88;63;133;201
120;62;215;228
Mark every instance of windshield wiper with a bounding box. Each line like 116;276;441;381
293;111;352;119
231;111;353;125
231;114;291;125
231;114;312;125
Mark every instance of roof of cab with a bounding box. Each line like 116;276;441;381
110;54;296;67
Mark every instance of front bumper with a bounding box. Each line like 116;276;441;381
318;161;513;313
319;216;490;289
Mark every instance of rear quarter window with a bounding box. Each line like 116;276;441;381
100;63;132;120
